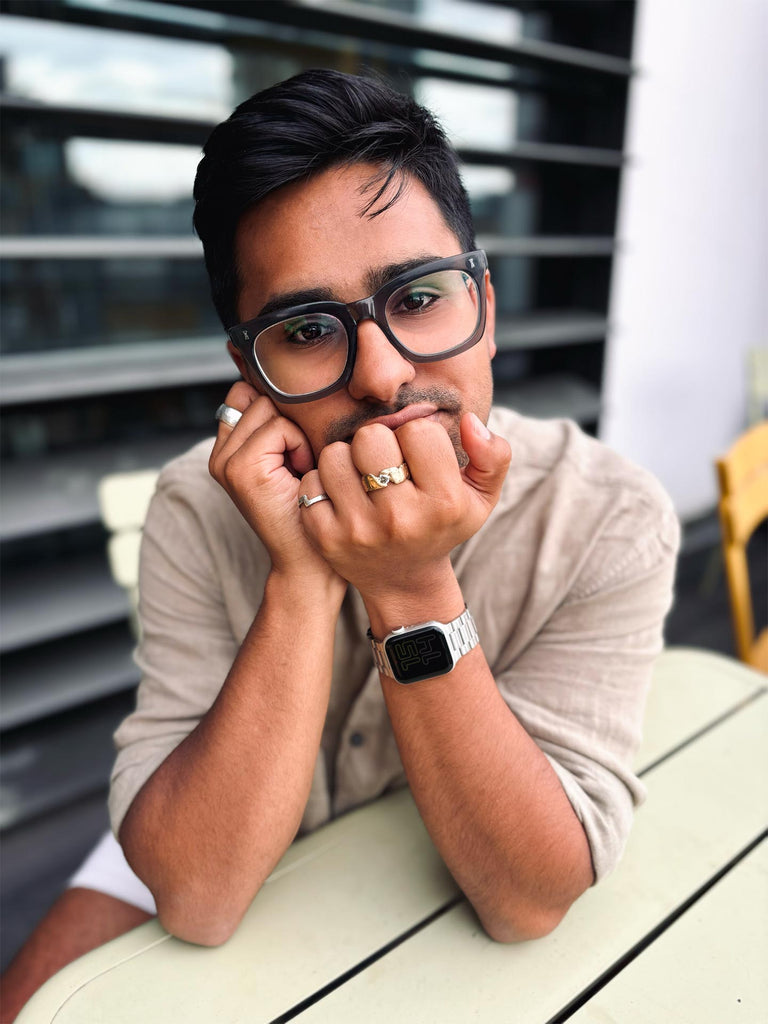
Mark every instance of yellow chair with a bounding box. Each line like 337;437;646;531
715;421;768;672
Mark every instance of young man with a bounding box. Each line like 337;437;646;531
2;68;679;1016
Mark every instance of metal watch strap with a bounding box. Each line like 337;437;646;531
369;607;479;678
370;636;392;678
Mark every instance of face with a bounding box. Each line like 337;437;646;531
231;163;497;465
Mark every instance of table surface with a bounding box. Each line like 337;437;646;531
18;647;768;1024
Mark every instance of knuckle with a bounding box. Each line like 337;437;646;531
356;422;390;443
226;379;256;405
352;423;396;460
435;488;464;526
348;516;377;550
397;418;436;445
300;469;321;492
222;450;247;488
317;442;348;478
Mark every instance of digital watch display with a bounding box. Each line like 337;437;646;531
368;608;479;684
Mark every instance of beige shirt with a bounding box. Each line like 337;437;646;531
109;406;680;881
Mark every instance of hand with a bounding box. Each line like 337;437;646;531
208;381;343;585
297;412;511;616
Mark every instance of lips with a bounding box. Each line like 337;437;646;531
362;403;440;432
328;391;461;447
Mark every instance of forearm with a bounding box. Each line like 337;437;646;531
120;570;344;945
366;571;594;943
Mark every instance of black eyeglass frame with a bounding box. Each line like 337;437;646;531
227;249;489;403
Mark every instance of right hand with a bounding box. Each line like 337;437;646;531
208;381;340;583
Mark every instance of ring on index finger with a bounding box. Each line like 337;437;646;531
362;461;411;493
215;403;243;429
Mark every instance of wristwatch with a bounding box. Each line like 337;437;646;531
367;607;479;684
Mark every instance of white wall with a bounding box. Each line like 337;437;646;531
600;0;768;521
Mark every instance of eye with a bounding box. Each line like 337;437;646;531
281;316;341;346
395;287;441;314
401;289;436;311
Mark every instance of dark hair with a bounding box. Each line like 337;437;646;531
193;68;475;328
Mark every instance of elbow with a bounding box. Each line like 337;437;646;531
481;834;595;943
156;886;258;947
477;874;590;944
163;920;237;947
479;901;569;944
157;901;242;947
161;918;236;948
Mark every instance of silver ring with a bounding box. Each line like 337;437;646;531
298;493;330;509
216;403;242;429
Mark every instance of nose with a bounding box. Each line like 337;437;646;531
346;317;416;404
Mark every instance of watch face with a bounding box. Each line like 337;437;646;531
385;627;453;684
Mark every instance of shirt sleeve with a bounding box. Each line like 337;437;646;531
493;492;680;882
108;454;257;839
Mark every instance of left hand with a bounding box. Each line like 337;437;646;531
297;411;511;608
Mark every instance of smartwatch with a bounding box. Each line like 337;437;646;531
367;607;479;684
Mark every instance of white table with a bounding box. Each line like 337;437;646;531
18;647;768;1023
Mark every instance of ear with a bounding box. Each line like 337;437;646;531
227;340;251;382
483;270;497;360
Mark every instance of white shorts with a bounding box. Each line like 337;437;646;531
68;830;157;916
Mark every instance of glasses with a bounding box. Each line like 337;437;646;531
227;250;488;403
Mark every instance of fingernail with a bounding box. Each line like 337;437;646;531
471;412;491;440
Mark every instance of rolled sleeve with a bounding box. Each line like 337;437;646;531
108;448;257;838
493;496;680;881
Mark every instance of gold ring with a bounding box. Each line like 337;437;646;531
362;461;411;493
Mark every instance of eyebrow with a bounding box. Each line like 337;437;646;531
257;288;335;318
255;254;444;319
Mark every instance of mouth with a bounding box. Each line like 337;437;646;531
361;403;441;434
326;390;462;448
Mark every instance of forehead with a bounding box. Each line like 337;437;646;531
234;163;462;319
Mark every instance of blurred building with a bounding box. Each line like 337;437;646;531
0;0;636;964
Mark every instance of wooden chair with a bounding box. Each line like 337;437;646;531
97;469;160;637
715;421;768;672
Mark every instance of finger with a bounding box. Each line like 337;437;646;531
393;418;459;493
296;469;328;505
209;413;313;499
221;414;315;488
350;424;406;495
459;412;511;502
297;462;342;553
209;380;265;465
215;380;261;434
316;441;368;513
210;390;314;481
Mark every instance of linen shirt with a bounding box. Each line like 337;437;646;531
109;406;680;882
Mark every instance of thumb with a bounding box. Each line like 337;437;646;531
460;412;511;501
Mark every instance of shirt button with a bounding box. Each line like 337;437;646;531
349;732;365;747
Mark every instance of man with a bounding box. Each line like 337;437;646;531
2;68;679;1016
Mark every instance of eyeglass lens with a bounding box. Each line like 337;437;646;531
254;268;481;397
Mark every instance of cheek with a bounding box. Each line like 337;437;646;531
275;404;328;462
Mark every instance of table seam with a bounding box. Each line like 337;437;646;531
49;933;172;1023
543;829;768;1024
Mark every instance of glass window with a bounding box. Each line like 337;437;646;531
410;0;523;43
414;78;517;152
0;15;234;119
1;258;220;354
2;129;199;236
